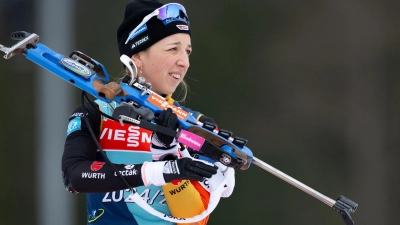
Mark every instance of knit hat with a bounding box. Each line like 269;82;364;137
117;0;191;57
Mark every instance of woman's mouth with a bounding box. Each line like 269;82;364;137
169;73;181;79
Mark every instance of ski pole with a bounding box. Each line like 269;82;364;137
252;157;358;225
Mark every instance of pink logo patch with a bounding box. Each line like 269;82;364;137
177;130;205;151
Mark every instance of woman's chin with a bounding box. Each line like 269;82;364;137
165;86;179;95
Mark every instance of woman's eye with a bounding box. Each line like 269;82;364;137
186;50;192;55
168;47;177;51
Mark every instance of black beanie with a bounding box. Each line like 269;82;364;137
117;0;191;57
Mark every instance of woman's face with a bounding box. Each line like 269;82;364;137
132;33;192;95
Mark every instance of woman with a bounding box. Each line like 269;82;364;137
62;1;235;224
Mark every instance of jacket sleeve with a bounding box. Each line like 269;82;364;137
61;101;145;193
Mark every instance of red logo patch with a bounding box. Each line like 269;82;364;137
98;119;152;151
91;161;106;171
176;25;189;30
171;179;183;185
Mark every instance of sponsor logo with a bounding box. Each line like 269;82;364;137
82;172;105;179
131;35;149;49
179;133;202;148
171;179;182;185
176;25;189;30
67;117;81;135
88;208;104;223
69;112;85;118
99;124;152;149
147;94;189;120
127;24;147;40
114;165;138;177
91;161;106;171
168;180;190;195
114;169;137;176
165;17;185;24
125;164;135;169
202;178;210;189
60;58;92;78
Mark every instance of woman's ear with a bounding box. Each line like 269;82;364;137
131;53;142;67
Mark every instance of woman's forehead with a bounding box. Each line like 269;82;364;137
158;33;191;46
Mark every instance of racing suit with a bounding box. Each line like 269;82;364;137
62;98;230;225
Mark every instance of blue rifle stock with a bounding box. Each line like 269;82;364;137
0;32;253;170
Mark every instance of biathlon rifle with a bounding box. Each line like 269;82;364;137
0;31;358;225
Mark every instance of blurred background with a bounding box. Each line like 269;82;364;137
1;0;399;224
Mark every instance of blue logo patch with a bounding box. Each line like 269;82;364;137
60;58;93;78
128;24;147;40
67;117;81;135
88;208;105;223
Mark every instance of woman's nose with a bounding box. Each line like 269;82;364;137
177;52;190;68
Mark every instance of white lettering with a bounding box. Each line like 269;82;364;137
140;189;150;202
142;132;151;143
107;129;113;140
70;112;84;118
99;124;152;147
102;190;124;202
99;128;108;139
180;133;201;147
165;17;182;23
149;190;161;205
102;192;111;202
150;95;188;118
114;169;138;176
82;172;106;179
172;107;188;117
135;36;148;45
127;137;138;146
132;36;149;49
159;192;166;205
112;190;124;202
127;125;140;147
128;125;140;135
114;129;126;141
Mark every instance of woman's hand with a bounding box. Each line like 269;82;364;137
153;108;178;147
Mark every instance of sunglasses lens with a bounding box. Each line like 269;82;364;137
158;3;189;25
125;4;190;44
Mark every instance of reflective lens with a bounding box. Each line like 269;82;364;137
125;3;189;44
157;3;189;25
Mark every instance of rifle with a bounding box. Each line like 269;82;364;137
1;31;358;225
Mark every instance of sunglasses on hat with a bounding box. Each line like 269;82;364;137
125;3;189;44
